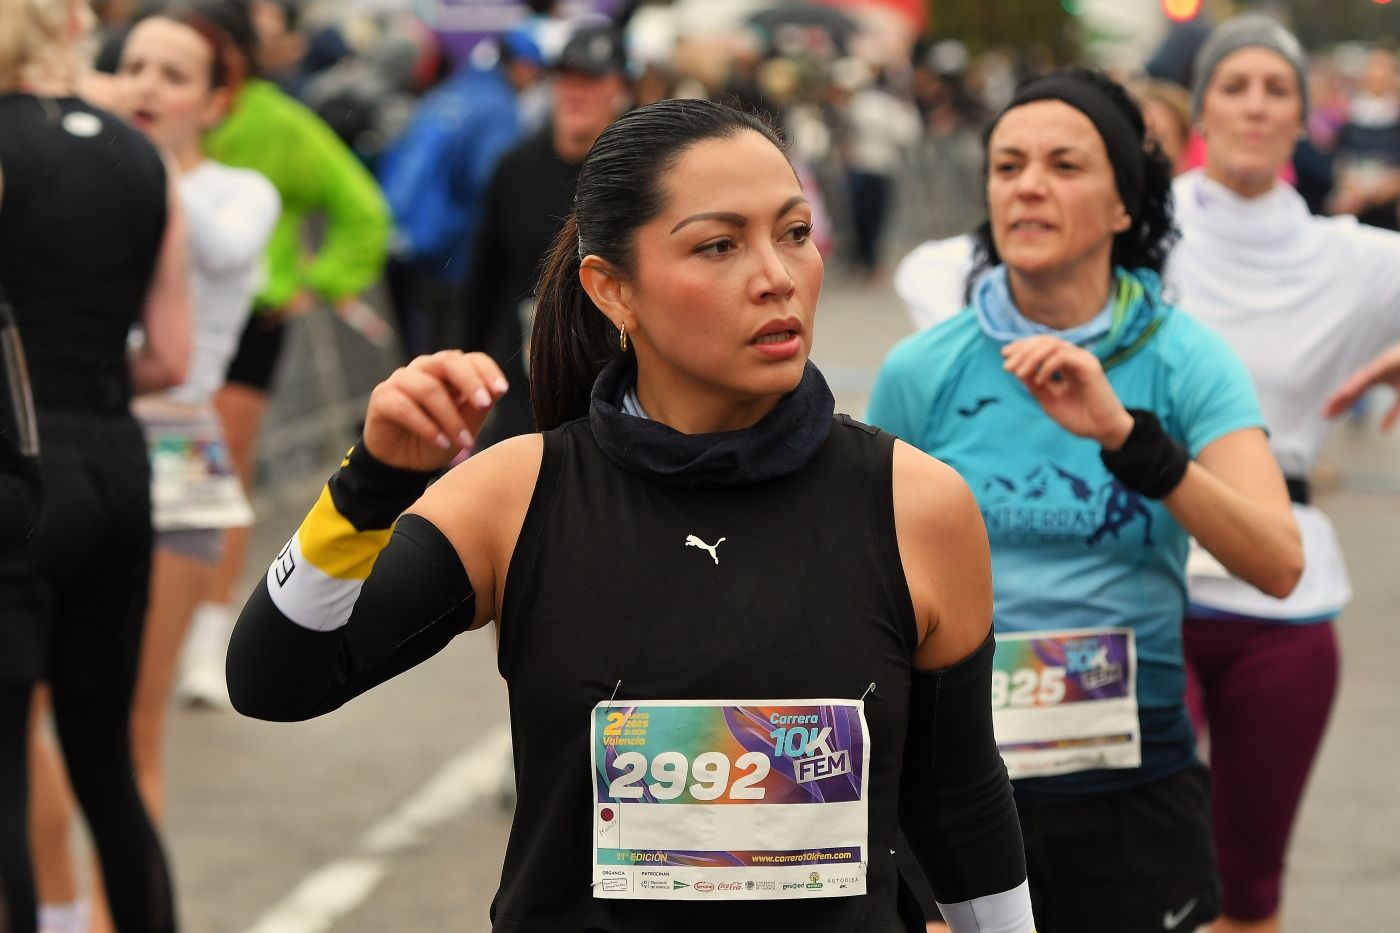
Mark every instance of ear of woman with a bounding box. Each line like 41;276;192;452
578;256;630;338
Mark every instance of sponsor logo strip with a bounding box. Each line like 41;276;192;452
598;847;861;867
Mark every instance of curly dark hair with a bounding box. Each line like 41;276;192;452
966;67;1178;299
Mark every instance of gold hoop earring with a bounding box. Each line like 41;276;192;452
619;323;628;353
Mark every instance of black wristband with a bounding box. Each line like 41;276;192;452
328;439;439;531
1099;409;1190;499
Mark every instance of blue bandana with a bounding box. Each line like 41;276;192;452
971;265;1170;369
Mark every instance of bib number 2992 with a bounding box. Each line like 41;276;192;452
607;751;771;801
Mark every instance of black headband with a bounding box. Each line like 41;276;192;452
990;74;1145;222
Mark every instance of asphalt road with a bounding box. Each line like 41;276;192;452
127;276;1400;932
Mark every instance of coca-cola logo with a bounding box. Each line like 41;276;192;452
717;882;743;891
693;881;715;892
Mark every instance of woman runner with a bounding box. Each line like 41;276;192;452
227;99;1035;932
868;68;1302;933
0;0;191;929
1171;15;1400;933
26;3;279;928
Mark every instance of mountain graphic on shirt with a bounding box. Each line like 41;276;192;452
1022;464;1094;503
977;464;1154;547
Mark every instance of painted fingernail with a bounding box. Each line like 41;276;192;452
435;433;452;450
458;430;475;449
474;388;492;408
494;378;509;393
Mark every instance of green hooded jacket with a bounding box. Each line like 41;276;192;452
206;79;389;309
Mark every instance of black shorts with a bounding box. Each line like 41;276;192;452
224;310;288;392
0;411;152;692
1017;764;1221;933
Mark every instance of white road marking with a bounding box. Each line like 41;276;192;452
243;726;512;933
244;859;386;933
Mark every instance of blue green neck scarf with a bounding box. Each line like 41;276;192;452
971;265;1170;369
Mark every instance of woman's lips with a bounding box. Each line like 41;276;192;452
751;330;801;359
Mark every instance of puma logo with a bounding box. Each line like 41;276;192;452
684;535;726;565
1163;897;1198;930
957;396;999;418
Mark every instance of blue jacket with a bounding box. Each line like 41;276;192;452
378;66;522;282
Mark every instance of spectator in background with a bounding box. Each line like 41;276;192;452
247;0;304;92
1330;47;1400;229
377;28;543;359
301;28;427;167
465;22;631;450
178;0;391;708
897;41;985;261
1132;78;1193;175
1295;55;1349;215
912;39;985;137
724;29;780;120
832;57;921;279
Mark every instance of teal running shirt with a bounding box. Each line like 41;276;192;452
868;272;1264;795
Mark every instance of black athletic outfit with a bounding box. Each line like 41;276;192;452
461;128;581;449
228;360;1029;931
0;283;40;547
0;93;178;933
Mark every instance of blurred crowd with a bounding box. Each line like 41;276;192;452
79;1;1400;296
6;1;1400;931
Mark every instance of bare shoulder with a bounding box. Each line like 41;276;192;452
411;433;544;536
408;434;544;624
890;440;993;669
890;439;981;533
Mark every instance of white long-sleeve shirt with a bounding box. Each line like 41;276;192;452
163;160;279;406
1168;169;1400;620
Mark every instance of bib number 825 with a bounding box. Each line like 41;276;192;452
991;666;1067;709
607;751;771;801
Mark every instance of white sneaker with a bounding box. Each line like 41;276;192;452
178;654;232;709
177;603;235;709
38;900;89;933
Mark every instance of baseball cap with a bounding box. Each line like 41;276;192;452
500;27;545;68
555;24;627;77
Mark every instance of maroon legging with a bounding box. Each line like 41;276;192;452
1184;616;1339;922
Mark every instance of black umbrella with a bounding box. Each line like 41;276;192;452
747;2;861;54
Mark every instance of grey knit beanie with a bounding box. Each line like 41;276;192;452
1190;14;1308;121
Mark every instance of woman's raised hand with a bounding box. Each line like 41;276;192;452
1002;336;1135;450
362;351;510;471
1324;342;1400;431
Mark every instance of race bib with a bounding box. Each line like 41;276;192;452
139;405;253;532
991;629;1140;779
591;700;869;901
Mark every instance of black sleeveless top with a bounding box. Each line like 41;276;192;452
493;414;919;932
0;94;167;413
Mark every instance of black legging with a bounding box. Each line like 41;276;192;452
0;413;177;932
53;687;177;931
0;687;176;933
0;686;35;933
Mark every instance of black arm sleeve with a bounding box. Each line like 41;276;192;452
227;513;475;721
899;631;1028;904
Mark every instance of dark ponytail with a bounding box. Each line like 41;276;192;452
530;214;619;431
529;98;785;431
